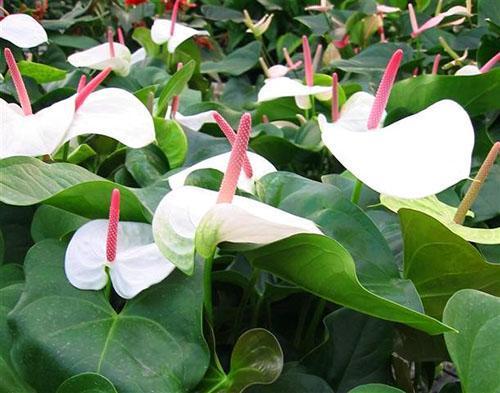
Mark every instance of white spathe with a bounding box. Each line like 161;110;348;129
167;151;276;194
165;107;216;131
151;19;209;53
67;42;132;76
318;92;474;198
455;65;481;76
257;77;332;109
131;48;147;65
65;220;175;299
268;65;289;78
0;97;75;159
0;14;47;48
0;88;155;158
66;88;155;148
152;186;321;274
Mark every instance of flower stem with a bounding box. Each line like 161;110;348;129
203;253;215;324
454;142;499;224
351;178;363;204
304;298;326;350
61;142;70;162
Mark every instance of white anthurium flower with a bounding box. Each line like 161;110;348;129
0;14;47;48
152;113;321;274
319;49;475;199
168;151;276;193
258;77;332;109
268;65;289;78
65;189;175;299
166;106;216;131
455;52;499;76
68;42;132;77
1;51;155;159
131;47;147;65
151;19;209;53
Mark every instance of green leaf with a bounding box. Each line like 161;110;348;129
125;145;169;187
201;42;262;76
31;205;89;243
156;60;196;117
244;233;452;334
348;384;405;393
246;367;333;393
387;69;500;117
56;373;117;393
154;117;188;169
67;144;97;165
0;204;35;264
132;27;160;57
302;309;394;392
399;209;500;318
443;290;500;393
381;195;500;244
17;61;67;83
204;329;283;393
49;35;100;49
295;15;330;35
9;240;209;392
201;5;243;22
0;157;166;222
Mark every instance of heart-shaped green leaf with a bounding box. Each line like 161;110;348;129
56;373;117;393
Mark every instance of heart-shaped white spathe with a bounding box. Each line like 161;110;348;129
68;42;132;76
152;186;321;274
151;19;209;53
65;220;175;299
318;91;474;198
0;14;47;48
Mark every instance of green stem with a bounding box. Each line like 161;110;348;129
203;253;215;324
104;268;111;300
251;295;263;326
351;178;363;204
230;268;260;342
293;296;312;349
310;96;316;118
304;298;326;350
61;142;70;162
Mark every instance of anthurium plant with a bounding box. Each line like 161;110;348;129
0;0;498;392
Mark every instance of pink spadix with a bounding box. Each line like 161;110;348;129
408;4;419;37
217;113;252;204
170;62;183;118
75;67;112;110
480;52;500;73
331;72;339;122
366;49;403;129
170;0;182;36
107;27;116;58
432;53;441;75
77;75;87;93
283;48;302;70
302;36;314;87
106;188;121;262
213;112;253;178
117;27;125;45
4;48;32;115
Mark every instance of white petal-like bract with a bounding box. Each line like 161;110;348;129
175;110;216;131
0;14;47;48
167;151;276;193
455;65;481;76
151;19;209;53
65;220;175;299
257;77;331;103
319;96;474;198
67;43;132;76
66;88;155;148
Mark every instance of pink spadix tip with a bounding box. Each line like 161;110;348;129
75;67;112;110
77;75;87;93
217;113;252;204
408;4;419;37
331;72;339;122
106;188;121;262
302;36;314;87
366;49;403;130
170;62;183;119
4;48;32;116
117;27;125;45
170;0;182;36
107;27;116;58
432;53;441;75
480;52;500;73
212;112;253;178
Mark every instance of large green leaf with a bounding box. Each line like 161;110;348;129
244;233;451;334
154;117;188;169
443;290;500;393
156;60;196;117
348;384;404;393
17;61;67;83
387;69;500;117
9;240;209;393
0;204;34;264
0;157;167;222
56;373;117;393
125;145;169;187
31;205;89;243
302;309;394;393
201;42;262;76
400;209;500;318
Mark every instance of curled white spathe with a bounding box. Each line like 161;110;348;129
67;42;132;76
151;19;209;53
0;14;47;48
65;220;175;299
167;151;276;194
455;65;481;76
319;92;474;198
